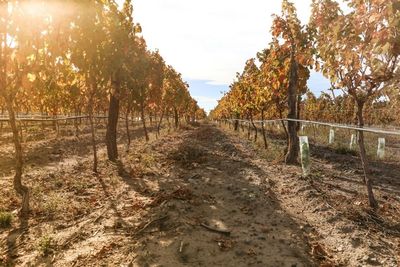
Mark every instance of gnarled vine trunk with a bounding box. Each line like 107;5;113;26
173;107;179;128
250;113;257;142
285;49;299;164
140;99;149;142
356;99;377;208
74;107;80;137
106;75;120;162
261;109;268;149
6;99;29;216
125;109;131;150
234;113;239;131
157;110;165;137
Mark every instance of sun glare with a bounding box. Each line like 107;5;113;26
22;2;45;16
17;1;76;21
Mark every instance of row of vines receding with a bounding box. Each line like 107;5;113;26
0;1;206;217
210;0;400;208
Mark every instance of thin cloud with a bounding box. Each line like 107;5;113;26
132;0;315;85
193;96;218;104
116;0;343;111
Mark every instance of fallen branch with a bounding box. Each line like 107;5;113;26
135;215;169;235
200;223;230;236
179;241;184;253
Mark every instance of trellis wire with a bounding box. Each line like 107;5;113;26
220;117;392;167
0;115;152;122
224;118;400;137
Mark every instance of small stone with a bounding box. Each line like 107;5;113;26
362;255;369;261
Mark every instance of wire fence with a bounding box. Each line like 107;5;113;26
220;119;400;176
0;115;146;122
223;118;400;136
218;118;400;166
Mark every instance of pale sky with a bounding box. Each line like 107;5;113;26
118;0;331;112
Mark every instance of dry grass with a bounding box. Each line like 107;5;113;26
0;212;12;228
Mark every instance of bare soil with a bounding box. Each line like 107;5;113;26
223;122;400;266
0;122;399;266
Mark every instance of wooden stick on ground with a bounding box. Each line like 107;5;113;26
135;215;169;235
200;223;231;236
179;241;184;253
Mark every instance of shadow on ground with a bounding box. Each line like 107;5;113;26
117;123;318;266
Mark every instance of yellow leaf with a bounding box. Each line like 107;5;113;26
27;73;36;82
315;61;320;72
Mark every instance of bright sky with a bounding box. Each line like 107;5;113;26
119;0;331;112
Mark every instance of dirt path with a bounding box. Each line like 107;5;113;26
1;123;320;266
7;122;399;266
119;123;316;266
